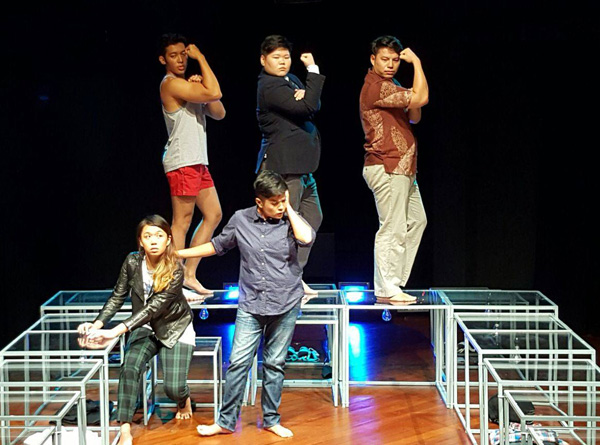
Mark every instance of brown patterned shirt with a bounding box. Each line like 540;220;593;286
360;69;416;175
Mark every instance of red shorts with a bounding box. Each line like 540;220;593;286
166;164;214;196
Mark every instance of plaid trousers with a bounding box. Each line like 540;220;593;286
117;327;193;423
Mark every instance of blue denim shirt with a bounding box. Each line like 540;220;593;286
211;206;315;316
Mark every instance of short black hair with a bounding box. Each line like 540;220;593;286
260;35;293;56
371;35;403;55
254;170;288;198
158;33;188;57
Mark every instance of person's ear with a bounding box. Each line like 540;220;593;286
370;54;375;67
260;55;266;67
255;197;263;208
159;55;167;66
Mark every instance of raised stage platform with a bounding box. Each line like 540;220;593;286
1;287;597;444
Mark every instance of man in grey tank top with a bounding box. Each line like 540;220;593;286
158;33;226;296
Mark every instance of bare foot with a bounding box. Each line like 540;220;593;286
197;424;232;436
175;397;193;420
388;291;417;302
182;288;206;303
184;277;214;296
302;280;318;296
376;298;416;306
118;423;133;445
265;424;294;438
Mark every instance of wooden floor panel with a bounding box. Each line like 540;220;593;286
132;387;471;444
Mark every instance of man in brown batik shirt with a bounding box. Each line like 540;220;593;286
359;35;429;301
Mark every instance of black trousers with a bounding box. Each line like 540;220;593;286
281;173;323;269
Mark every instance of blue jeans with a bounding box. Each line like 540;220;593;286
217;304;300;430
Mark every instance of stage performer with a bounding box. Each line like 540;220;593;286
158;33;226;296
255;35;325;296
178;170;315;438
78;215;196;445
359;35;429;302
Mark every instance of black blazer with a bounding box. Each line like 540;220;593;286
256;69;326;174
94;252;193;348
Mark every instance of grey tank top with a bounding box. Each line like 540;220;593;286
161;74;208;173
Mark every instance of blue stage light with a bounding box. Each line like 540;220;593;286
339;282;369;304
223;283;239;300
348;323;368;381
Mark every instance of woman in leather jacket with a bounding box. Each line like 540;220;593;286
78;215;196;445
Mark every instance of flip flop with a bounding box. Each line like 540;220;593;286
286;346;299;362
297;346;319;362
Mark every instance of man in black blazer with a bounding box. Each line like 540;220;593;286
256;35;325;294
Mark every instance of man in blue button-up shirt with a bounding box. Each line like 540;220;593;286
178;170;315;438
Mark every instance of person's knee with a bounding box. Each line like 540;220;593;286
172;211;193;229
164;381;188;402
416;214;428;231
262;353;285;373
204;208;223;227
119;360;145;382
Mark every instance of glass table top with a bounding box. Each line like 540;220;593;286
344;290;444;308
435;289;555;307
467;331;594;353
0;390;80;419
484;358;600;383
28;313;130;332
0;426;57;444
43;288;558;311
42;290;117;308
42;289;346;310
529;425;598;445
456;313;569;331
0;359;103;384
2;330;120;355
505;390;600;419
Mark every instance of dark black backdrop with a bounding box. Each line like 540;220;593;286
2;0;599;348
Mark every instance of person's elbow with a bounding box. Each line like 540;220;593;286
207;90;223;102
410;95;428;109
409;110;422;124
212;107;226;121
198;85;222;103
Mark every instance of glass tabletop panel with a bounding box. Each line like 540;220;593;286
344;290;444;308
2;331;120;355
506;390;600;419
437;289;555;307
456;313;568;331
29;313;130;332
43;289;346;312
0;390;80;419
484;358;600;383
42;290;119;308
0;426;57;444
529;426;599;445
0;359;102;384
468;331;593;353
188;289;345;308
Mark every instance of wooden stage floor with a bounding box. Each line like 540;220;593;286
128;311;473;444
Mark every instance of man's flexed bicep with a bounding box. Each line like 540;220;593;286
162;77;222;105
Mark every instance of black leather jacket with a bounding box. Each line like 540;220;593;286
94;252;193;348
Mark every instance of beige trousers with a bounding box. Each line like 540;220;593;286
363;165;427;297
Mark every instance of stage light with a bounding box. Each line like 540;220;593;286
223;282;239;300
348;323;368;381
339;282;369;304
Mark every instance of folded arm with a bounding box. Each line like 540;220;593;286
262;73;324;118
